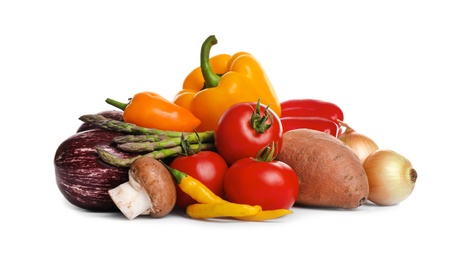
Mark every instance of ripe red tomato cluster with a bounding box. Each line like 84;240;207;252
170;100;299;211
216;100;299;210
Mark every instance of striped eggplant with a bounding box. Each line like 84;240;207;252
54;129;131;211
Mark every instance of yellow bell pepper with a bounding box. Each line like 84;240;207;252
173;35;282;132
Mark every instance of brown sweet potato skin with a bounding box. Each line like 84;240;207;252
277;129;369;208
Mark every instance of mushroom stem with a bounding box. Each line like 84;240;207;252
108;176;152;220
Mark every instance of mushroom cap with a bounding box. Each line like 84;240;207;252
129;157;177;217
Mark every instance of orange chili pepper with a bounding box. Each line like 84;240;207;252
106;91;201;132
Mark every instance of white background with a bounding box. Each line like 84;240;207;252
1;1;469;259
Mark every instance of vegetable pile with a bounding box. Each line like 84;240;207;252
54;35;418;221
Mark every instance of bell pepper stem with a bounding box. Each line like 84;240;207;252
105;98;128;111
201;35;221;89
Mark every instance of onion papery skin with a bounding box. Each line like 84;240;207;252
338;122;379;164
363;149;417;206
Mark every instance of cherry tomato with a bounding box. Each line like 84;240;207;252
215;100;283;165
224;157;299;210
169;151;228;209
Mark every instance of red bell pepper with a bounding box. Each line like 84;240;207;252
280;99;344;137
281;117;339;136
280;99;344;122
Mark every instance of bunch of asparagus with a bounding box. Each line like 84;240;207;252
79;114;215;167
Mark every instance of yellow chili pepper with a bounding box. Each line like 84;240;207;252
173;35;282;132
235;209;293;221
186;203;262;219
106;91;201;132
162;161;291;221
162;161;226;204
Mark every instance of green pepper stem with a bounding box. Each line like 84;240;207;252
105;98;128;111
160;160;187;184
200;35;221;89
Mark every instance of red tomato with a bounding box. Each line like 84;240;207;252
224;157;299;210
169;151;228;209
215;101;283;165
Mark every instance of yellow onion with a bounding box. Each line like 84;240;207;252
363;149;417;206
337;120;379;164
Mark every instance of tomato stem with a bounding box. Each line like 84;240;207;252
180;131;202;156
255;142;277;162
251;99;273;134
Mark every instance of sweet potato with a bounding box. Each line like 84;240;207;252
277;129;369;208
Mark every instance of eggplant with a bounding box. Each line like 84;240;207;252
76;110;123;132
54;129;132;211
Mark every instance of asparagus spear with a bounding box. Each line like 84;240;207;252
117;139;180;153
79;114;214;137
96;143;216;167
112;134;171;143
112;131;214;144
117;133;214;153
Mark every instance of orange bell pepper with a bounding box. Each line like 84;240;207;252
106;91;201;132
173;35;281;132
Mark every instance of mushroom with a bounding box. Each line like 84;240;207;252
108;157;177;220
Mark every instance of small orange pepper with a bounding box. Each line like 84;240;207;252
106;91;201;132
